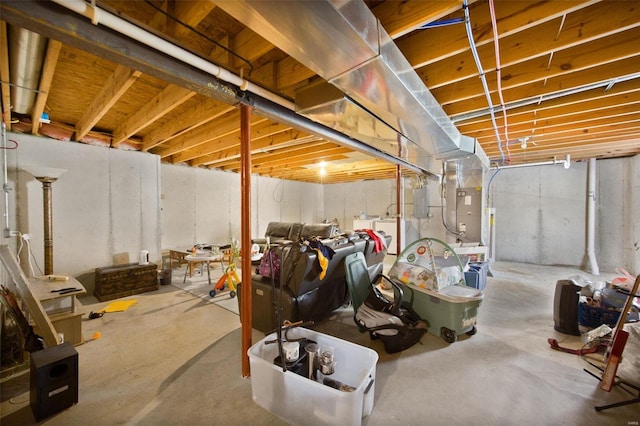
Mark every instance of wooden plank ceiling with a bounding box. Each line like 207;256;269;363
1;0;639;183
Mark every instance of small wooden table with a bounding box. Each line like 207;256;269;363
169;249;190;269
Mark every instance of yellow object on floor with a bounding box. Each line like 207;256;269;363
102;299;138;313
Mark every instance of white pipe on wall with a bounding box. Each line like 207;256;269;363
583;158;600;275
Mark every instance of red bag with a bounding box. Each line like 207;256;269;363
258;248;281;279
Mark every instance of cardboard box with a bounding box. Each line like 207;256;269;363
453;245;488;262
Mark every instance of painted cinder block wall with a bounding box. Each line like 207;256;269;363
3;132;638;287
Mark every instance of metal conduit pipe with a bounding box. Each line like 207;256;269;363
1;122;10;238
492;155;571;170
51;0;436;180
463;0;505;164
451;72;640;123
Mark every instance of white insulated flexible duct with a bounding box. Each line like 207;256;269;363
51;0;296;112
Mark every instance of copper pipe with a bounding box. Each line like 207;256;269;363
240;103;252;377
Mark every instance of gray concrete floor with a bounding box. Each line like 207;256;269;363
1;260;639;425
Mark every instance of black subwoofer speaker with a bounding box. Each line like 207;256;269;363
30;342;79;421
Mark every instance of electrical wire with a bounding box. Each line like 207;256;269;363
440;164;464;237
488;0;510;162
419;17;464;29
23;238;36;277
23;237;43;276
486;168;501;208
143;0;254;74
15;232;23;265
0;139;18;149
462;0;505;165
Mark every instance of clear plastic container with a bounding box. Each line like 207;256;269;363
248;328;378;425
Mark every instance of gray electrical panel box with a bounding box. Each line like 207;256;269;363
456;187;483;242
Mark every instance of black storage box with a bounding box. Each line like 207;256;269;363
237;281;297;333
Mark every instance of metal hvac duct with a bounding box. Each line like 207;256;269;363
218;0;482;172
8;25;47;115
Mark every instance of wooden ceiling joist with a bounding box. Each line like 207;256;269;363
0;0;638;183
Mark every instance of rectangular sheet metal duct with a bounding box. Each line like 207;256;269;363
218;0;481;171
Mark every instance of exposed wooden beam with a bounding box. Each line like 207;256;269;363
493;139;640;164
468;107;640;141
209;139;326;169
31;39;62;135
112;85;195;147
143;98;235;151
457;86;640;129
418;5;640;90
237;146;352;173
171;0;217;40
372;0;470;39
0;21;12;130
444;57;640;116
482;122;640;158
398;0;599;68
232;27;273;70
163;114;267;161
75;65;141;140
431;29;640;105
183;119;295;165
198;134;321;168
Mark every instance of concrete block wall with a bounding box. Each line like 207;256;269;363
631;155;640;274
603;155;640;274
491;162;587;265
160;164;323;250
3;131;637;284
1;134;324;294
491;157;640;273
325;156;639;274
1;133;161;295
322;179;397;232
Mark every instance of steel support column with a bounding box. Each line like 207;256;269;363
396;165;402;256
240;104;252;377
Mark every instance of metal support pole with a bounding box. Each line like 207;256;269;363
37;177;57;275
396;165;402;256
240;104;252;377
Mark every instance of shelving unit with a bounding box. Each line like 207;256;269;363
30;277;86;346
